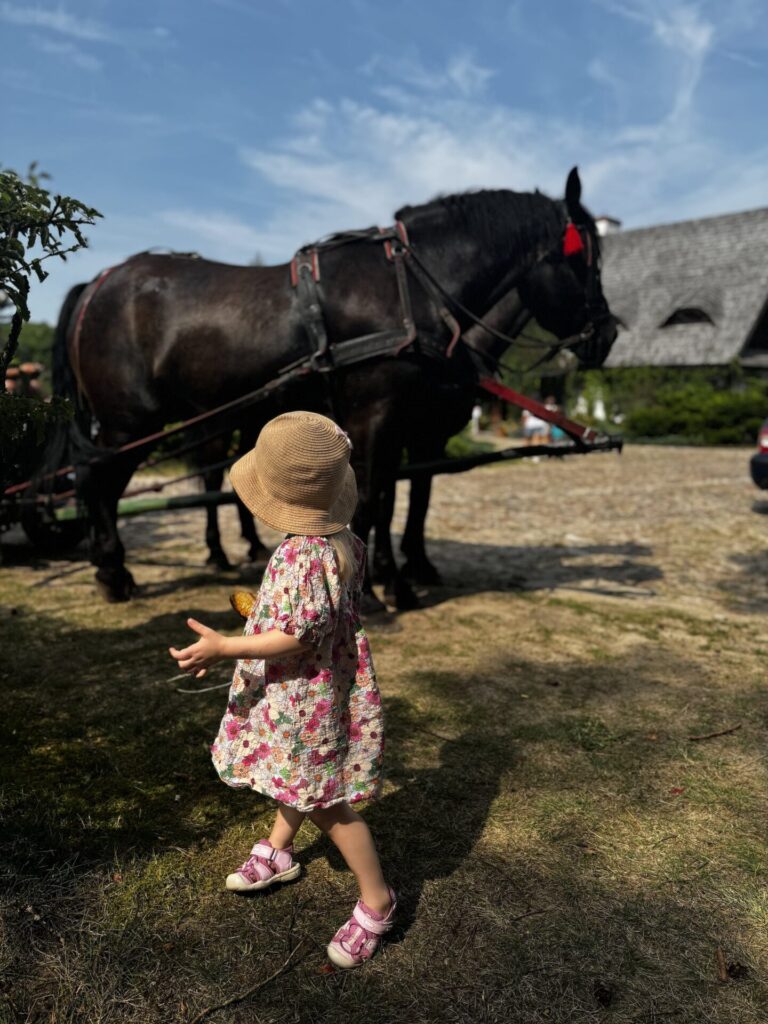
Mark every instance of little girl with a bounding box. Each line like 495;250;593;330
169;411;395;969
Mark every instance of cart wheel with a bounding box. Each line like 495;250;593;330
20;503;88;554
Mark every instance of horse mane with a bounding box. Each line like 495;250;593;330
395;188;591;262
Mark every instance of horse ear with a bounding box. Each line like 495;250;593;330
565;167;582;217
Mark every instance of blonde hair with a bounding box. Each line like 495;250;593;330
329;527;357;586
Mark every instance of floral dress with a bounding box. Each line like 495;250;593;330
211;534;384;812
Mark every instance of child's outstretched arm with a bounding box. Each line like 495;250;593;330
169;618;311;678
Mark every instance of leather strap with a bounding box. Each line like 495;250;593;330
251;842;293;871
293;251;331;370
352;902;391;935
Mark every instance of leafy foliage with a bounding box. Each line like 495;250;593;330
0;393;72;488
0;166;100;491
0;321;56;392
623;378;768;445
573;365;768;444
0;163;101;384
1;319;55;363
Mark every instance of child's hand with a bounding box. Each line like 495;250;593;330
169;618;226;678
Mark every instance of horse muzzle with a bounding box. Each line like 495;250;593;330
573;313;618;369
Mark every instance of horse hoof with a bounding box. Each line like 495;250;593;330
360;591;388;616
206;552;232;570
401;560;442;586
95;568;136;602
392;581;421;611
370;563;390;586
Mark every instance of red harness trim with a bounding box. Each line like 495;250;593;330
478;376;599;444
289;249;321;287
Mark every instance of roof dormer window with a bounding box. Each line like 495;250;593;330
660;307;714;327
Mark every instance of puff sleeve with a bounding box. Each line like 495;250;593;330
271;538;338;646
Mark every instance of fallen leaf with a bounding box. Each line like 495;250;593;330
670;787;685;796
112;872;123;883
317;963;337;975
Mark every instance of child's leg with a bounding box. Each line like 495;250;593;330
269;805;306;849
310;802;390;915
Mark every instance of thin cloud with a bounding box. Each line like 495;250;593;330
34;37;103;72
158;210;265;258
593;0;714;123
361;50;494;100
0;2;114;42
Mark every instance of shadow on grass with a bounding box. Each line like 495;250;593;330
300;697;511;943
2;531;662;615
718;549;768;613
3;611;768;1023
398;536;663;605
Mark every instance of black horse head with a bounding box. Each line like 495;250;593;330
517;167;617;368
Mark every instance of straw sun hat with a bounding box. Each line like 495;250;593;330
229;411;357;535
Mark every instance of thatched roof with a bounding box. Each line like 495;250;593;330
601;207;768;368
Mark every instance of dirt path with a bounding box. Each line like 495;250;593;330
5;443;764;618
391;442;767;616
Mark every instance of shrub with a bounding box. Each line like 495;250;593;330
624;379;768;445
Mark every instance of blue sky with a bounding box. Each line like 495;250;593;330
3;0;767;323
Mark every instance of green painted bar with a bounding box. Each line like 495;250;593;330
54;490;239;521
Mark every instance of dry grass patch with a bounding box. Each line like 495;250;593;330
3;445;768;1022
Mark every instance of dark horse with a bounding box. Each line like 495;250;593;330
51;167;616;608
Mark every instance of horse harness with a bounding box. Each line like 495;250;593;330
61;217;607;474
286;213;606;381
287;220;465;377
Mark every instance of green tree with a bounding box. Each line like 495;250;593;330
0;165;101;488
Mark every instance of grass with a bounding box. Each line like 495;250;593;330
2;471;768;1021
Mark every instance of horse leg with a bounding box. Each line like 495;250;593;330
370;479;396;584
400;471;442;585
235;495;268;562
226;422;268;562
77;451;142;602
202;463;231;569
352;476;386;616
369;478;423;606
353;448;420;614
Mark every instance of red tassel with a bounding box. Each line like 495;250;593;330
563;222;584;256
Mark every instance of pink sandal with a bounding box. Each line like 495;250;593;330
327;888;397;969
225;840;301;893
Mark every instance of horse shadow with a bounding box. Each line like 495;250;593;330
717;549;768;613
298;696;511;941
393;536;662;607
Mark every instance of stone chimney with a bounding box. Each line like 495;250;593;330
595;215;622;237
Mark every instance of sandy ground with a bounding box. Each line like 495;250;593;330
3;441;766;618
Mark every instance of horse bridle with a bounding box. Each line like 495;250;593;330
393;217;611;377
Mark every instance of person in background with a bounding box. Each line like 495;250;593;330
18;362;44;400
544;395;566;444
4;366;20;394
521;407;548;446
470;403;482;437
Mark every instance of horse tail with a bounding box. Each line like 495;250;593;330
18;283;93;548
52;282;88;402
49;282;102;472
